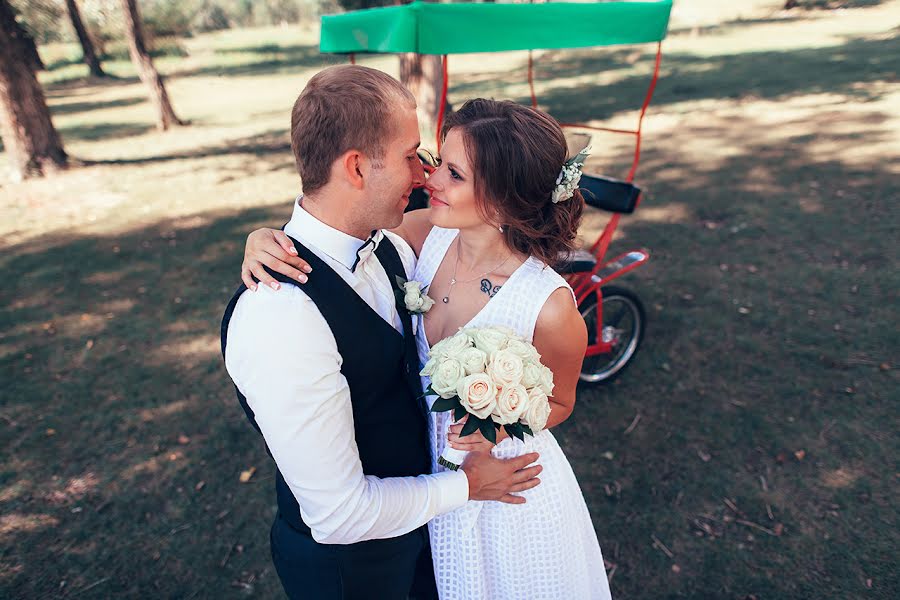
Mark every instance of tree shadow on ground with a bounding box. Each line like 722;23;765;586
48;96;145;118
77;129;291;172
172;43;338;79
451;35;899;123
786;0;887;9
43;75;142;95
57;121;155;143
667;15;814;37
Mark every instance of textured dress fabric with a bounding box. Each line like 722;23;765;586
414;226;613;600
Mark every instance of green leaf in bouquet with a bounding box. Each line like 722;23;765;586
395;274;408;288
420;384;437;399
520;423;535;437
460;415;482;438
430;396;460;413
480;419;497;444
453;405;468;422
504;422;525;442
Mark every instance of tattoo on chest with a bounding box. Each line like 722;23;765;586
481;278;502;298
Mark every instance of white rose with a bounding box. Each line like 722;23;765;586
457;373;497;419
467;327;510;356
522;362;542;388
430;359;465;399
505;339;540;363
402;281;435;314
419;356;437;378
492;384;529;425
457;347;488;375
486;349;524;389
420;294;435;313
403;281;424;310
522;387;551;432
538;365;555;397
430;331;472;359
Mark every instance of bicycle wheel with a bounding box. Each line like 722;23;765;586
578;285;645;383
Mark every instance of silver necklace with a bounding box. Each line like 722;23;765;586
442;238;513;304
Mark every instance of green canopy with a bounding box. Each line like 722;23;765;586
320;1;672;55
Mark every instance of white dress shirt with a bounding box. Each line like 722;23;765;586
225;197;469;544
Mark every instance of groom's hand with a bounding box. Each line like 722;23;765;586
460;452;542;504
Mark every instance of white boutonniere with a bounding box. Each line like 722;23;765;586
395;276;435;315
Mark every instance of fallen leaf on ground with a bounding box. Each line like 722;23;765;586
239;467;256;483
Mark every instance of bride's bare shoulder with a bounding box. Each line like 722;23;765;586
534;287;586;356
390;208;434;257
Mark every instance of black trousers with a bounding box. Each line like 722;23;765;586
270;512;439;600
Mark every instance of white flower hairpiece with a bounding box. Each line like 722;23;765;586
551;145;591;204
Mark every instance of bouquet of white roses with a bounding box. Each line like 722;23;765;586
420;326;554;470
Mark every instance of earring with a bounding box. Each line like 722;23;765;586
497;224;504;233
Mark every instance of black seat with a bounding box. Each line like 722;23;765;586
579;174;640;214
555;248;597;274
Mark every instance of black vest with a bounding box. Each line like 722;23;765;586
221;234;430;535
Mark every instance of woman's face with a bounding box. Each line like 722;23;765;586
426;128;495;231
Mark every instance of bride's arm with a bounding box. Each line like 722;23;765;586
530;287;588;428
240;208;434;289
241;228;313;291
447;287;587;453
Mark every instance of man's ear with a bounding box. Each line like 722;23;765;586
338;149;366;190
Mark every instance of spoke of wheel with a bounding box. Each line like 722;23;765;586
607;303;629;328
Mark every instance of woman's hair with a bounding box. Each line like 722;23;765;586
440;99;584;266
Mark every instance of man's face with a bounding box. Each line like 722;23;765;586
365;104;424;230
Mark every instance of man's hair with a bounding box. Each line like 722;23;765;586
290;65;415;195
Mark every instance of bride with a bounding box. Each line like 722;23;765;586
241;98;612;599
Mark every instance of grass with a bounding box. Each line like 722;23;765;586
2;1;899;597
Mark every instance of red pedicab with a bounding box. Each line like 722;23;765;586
320;1;672;382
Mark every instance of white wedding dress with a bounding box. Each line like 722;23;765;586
415;226;612;600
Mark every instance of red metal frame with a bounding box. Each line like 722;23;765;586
550;43;662;356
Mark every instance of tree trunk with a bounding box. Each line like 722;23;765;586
0;0;67;181
119;0;184;130
4;2;44;71
65;0;105;77
20;27;44;71
399;53;450;143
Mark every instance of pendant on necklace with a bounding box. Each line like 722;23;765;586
442;297;449;303
450;278;456;284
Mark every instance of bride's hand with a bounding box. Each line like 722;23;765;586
447;419;509;453
242;228;312;291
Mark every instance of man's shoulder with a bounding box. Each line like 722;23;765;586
225;283;337;366
229;282;321;330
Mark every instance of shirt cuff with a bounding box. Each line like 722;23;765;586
432;469;469;514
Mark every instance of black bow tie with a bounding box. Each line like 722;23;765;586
351;231;381;273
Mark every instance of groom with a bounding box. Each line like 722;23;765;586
221;65;543;599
